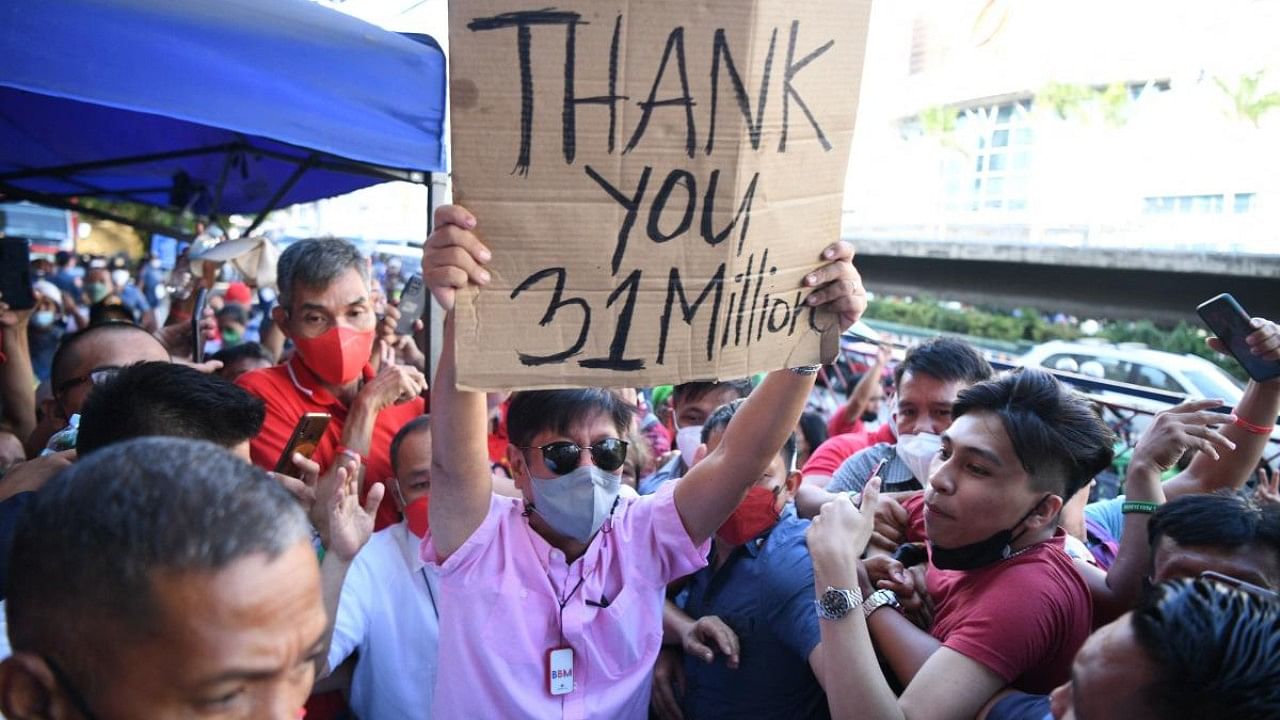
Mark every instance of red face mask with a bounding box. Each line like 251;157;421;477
404;495;430;538
292;326;375;385
716;485;782;547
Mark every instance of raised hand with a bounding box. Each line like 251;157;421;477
801;241;867;333
808;476;883;579
1208;316;1280;365
324;452;383;562
422;205;491;313
1131;398;1237;474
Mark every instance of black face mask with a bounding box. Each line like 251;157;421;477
861;410;880;423
929;494;1050;571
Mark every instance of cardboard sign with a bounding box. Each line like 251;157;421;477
449;0;871;389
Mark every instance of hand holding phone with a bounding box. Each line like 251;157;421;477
275;413;332;476
191;287;209;363
0;238;37;311
1196;294;1280;382
395;275;426;336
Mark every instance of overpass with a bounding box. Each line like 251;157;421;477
845;224;1280;324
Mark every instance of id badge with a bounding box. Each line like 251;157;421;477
547;647;574;696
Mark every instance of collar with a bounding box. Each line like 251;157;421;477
734;504;798;559
396;523;426;573
284;354;374;407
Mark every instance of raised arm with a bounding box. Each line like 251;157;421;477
0;298;37;444
835;344;890;430
1083;399;1238;623
1165;318;1280;499
422;205;498;560
674;241;867;543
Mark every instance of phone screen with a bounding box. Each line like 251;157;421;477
396;275;426;336
0;239;36;310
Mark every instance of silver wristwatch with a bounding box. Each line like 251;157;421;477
862;588;902;619
815;586;863;620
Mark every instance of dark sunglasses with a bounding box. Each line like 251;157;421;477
520;438;629;476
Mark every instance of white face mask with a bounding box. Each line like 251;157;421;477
896;432;942;483
527;465;620;543
675;424;703;466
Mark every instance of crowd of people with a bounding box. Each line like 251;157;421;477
0;204;1276;720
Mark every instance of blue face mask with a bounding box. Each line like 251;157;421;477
32;310;57;328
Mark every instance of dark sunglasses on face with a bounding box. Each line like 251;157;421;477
520;438;629;476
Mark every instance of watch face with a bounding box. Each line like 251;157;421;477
822;589;850;616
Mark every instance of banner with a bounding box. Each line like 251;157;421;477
449;0;872;389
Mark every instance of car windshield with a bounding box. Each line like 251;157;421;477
1183;368;1244;403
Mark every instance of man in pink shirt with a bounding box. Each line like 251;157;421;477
419;204;867;719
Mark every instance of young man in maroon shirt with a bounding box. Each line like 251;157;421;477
808;369;1115;720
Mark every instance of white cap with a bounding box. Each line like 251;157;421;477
31;279;61;306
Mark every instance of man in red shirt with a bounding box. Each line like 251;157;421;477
807;369;1115;720
238;238;426;529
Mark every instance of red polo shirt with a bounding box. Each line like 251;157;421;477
237;356;426;530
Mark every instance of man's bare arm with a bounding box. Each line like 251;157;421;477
422;206;500;560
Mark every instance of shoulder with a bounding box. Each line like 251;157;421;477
235;364;290;395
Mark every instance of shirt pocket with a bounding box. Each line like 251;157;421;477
581;585;663;680
478;584;559;671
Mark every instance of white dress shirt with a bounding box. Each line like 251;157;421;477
328;522;441;720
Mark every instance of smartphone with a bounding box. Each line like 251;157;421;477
0;238;36;310
1196;293;1280;382
191;287;209;363
396;274;426;336
866;457;889;485
274;413;332;475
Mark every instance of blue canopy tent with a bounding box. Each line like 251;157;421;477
0;0;447;239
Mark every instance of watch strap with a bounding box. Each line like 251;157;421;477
862;588;901;619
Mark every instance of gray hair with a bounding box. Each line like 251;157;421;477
7;437;311;687
276;237;370;311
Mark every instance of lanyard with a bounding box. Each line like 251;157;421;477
419;568;439;620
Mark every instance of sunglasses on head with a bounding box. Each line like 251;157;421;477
520;438;629;476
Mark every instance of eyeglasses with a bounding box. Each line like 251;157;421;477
54;366;121;396
519;439;629;476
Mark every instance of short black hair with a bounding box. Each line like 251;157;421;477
209;341;274;368
893;337;993;388
216;304;248;325
6;438;309;694
507;389;635;448
77;362;265;454
672;379;754;407
1132;577;1280;718
390;415;431;477
1149;492;1280;559
50;322;168;396
952;369;1115;498
702;398;797;468
797;411;829;454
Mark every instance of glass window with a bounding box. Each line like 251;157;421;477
1234;193;1255;213
1132;365;1184;393
992;129;1010;147
1183;369;1244;403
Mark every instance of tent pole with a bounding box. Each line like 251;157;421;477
243;155;315;237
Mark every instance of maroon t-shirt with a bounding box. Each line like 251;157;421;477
901;495;1092;693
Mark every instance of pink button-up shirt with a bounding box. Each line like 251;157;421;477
422;482;709;719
